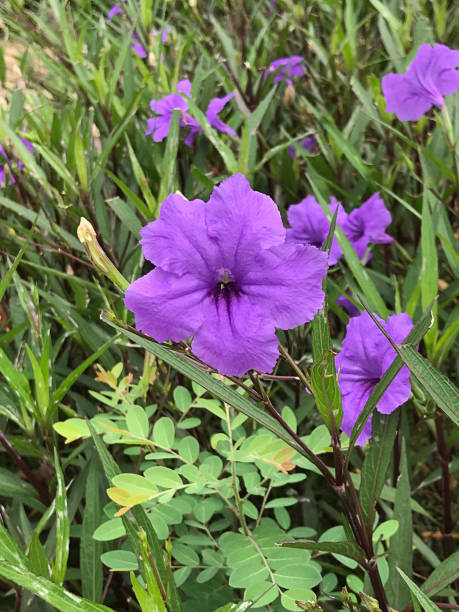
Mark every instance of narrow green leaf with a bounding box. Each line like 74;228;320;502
387;440;412;609
81;455;103;601
0;561;114;612
28;533;50;579
0;524;29;567
359;411;398;525
52;449;69;585
420;188;438;353
397;568;441;612
25;345;49;421
0;219;37;302
422;551;459;598
158;110;180;204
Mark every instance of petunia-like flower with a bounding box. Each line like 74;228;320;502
382;43;459;121
288;135;315;159
146;79;200;144
0;136;34;187
107;2;124;20
266;56;306;85
125;174;328;376
341;193;393;262
130;32;147;58
205;92;237;137
336;311;413;444
336;295;360;317
287;195;347;266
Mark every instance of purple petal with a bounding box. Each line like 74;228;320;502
107;3;123;20
131;42;147;58
241;242;327;329
140;193;217;276
192;296;279;376
206;93;237;137
20;137;34;155
336;295;360;317
206;174;286;256
124;269;207;343
342;193;392;260
176;79;192;97
267;56;306;84
382;43;459;120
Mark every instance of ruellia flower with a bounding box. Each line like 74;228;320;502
266;56;306;85
107;2;124;20
145;79;200;144
125;174;328;376
336;311;413;444
288;136;315;159
206;93;237;137
0;136;34;188
341;193;393;261
382;43;459;121
286;195;347;266
130;32;147;58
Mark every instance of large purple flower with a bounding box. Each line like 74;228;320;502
146;79;200;144
382;43;459;121
287;195;347;266
341;193;393;261
266;56;306;85
125;174;328;376
336;311;413;444
206;93;237;137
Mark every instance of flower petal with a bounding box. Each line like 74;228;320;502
206;174;286;263
382;73;433;121
192;296;279;376
124;269;207;343
241;242;327;329
206;93;237;137
140;193;217;277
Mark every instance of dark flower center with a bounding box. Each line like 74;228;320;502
346;217;365;241
213;268;240;302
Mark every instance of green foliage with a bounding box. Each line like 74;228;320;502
0;0;457;610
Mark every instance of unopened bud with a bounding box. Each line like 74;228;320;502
77;218;129;291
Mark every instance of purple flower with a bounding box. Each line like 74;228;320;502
146;79;200;144
288;135;315;159
0;136;34;187
266;56;306;85
336;295;360;317
336;311;413;444
382;43;459;121
341;193;393;262
205;93;237;137
152;28;170;43
107;2;124;20
125;174;328;376
287;195;347;266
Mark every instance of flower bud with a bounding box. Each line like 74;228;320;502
77;218;129;291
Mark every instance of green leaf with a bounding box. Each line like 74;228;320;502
0;561;114;611
52;449;69;585
126;405;149;438
144;467;183;489
387;439;413;609
277;539;363;564
25;344;49;421
101;550;139;571
420;187;438;353
93;518;126;542
177;436;200;463
111;474;157;497
0;218;37;302
397;569;441;612
172;543;199;566
422;551;459;598
0;524;29;567
28;532;50;579
153;417;175;448
359;411;398;526
158;109;180;204
81;455;103;601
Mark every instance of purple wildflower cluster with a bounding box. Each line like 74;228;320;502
287;192;393;265
382;43;459;121
146;82;236;145
0;137;34;188
125;174;328;376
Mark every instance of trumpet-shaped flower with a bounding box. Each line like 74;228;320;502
287;195;347;266
125;174;328;376
336;311;413;444
206;93;236;137
341;193;393;261
146;79;200;144
382;43;459;121
266;56;306;85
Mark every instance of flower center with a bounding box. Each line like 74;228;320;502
213;268;239;302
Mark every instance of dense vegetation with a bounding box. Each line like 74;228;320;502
0;1;458;611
